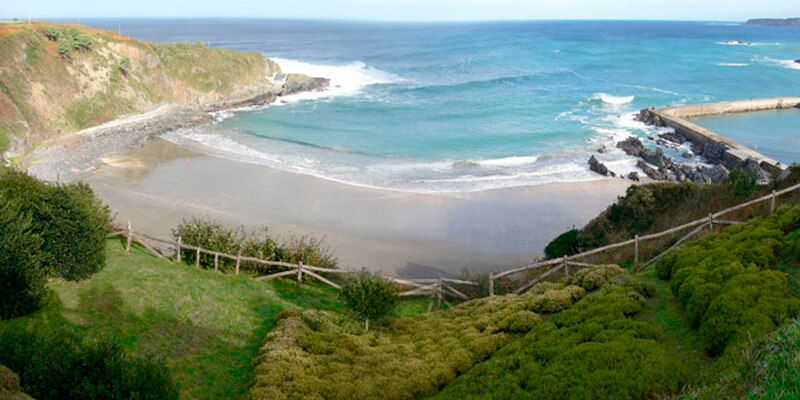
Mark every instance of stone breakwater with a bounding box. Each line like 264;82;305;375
22;75;330;182
586;97;797;185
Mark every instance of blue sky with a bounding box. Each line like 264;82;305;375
2;0;797;21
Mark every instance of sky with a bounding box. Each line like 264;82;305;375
1;0;798;22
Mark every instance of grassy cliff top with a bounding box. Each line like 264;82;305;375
0;21;281;154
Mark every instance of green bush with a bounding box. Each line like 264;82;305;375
545;229;579;258
0;168;111;281
569;264;627;291
57;37;73;60
0;200;46;320
522;285;585;313
172;217;337;272
118;57;132;76
339;269;398;330
0;328;178;400
43;26;61;41
0;365;33;400
728;167;758;198
433;282;686;400
655;204;800;355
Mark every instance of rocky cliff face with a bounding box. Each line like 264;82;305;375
0;21;286;154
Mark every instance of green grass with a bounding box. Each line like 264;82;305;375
0;238;429;399
0;129;9;153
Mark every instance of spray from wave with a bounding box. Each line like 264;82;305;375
272;58;402;104
591;93;635;105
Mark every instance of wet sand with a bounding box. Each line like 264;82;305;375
86;139;631;277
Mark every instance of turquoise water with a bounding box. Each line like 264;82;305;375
84;19;800;192
691;108;800;165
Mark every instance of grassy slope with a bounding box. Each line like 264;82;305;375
0;21;279;151
0;238;425;399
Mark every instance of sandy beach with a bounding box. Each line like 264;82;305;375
85;138;631;277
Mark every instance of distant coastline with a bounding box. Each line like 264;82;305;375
746;18;800;27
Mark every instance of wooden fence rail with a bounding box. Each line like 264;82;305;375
489;182;800;295
106;222;476;302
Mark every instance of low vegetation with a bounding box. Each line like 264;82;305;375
655;203;800;355
172;216;338;272
339;269;399;330
248;265;639;400
0;167;110;319
433;280;685;399
0;365;33;400
545;166;800;259
0;328;178;399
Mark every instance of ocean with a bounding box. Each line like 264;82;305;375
82;19;800;193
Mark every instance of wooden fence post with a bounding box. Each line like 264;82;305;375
195;248;200;268
437;274;443;308
563;256;569;278
235;251;241;276
214;254;219;271
176;236;182;263
297;262;303;287
634;234;639;269
488;272;495;297
771;190;777;214
125;221;132;253
707;214;714;235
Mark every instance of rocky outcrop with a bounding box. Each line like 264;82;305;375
588;155;615;177
746;18;800;27
281;74;331;96
620;136;730;184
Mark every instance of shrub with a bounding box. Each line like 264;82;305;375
57;37;72;60
433;284;686;400
728;167;758;198
43;26;61;41
172;217;337;272
276;234;338;270
656;203;800;355
0;365;33;400
339;269;398;330
73;33;92;52
523;285;585;314
498;310;542;333
569;264;627;291
0;168;111;281
0;200;46;320
118;57;132;76
545;229;579;258
0;328;178;400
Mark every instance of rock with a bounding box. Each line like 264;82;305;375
682;151;693;159
281;74;331;96
740;157;773;185
641;147;669;168
627;172;640;181
636;107;663;126
700;164;730;184
636;160;670;181
699;141;728;164
588;155;615;177
616;137;645;157
659;131;686;145
597;145;608;154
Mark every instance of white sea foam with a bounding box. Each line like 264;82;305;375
592;93;635;105
718;62;748;67
478;155;539;167
271;58;402;105
752;56;800;71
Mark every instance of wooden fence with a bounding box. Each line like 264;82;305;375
106;223;477;305
489;182;800;296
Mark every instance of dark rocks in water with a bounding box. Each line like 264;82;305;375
616;137;645;157
682;151;693;159
627;171;640;181
659;131;686;145
636;160;670;181
281;74;331;96
597;145;608;154
588;155;615;177
636;107;664;126
642;148;669;168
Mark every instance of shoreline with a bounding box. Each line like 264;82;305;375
85;138;632;276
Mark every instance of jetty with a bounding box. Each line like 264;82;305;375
638;97;799;176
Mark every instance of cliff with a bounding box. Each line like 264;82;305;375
746;18;800;27
0;21;314;156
